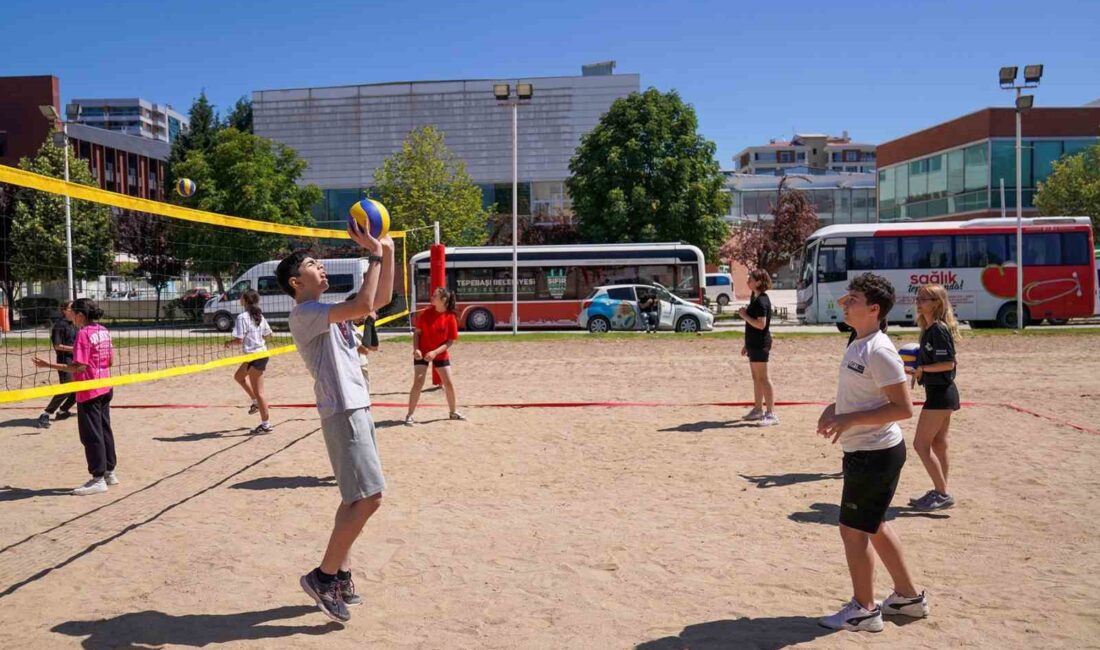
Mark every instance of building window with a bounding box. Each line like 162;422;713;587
845;150;859;162
778;151;793;163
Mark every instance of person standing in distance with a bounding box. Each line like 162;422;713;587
739;269;777;426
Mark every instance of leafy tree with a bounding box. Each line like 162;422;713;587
169;128;321;292
226;96;253;134
721;189;819;273
372;126;490;252
568;88;731;260
9;132;113;299
114;212;182;322
1035;142;1100;239
169;91;219;170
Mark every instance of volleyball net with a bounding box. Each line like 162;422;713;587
0;164;412;405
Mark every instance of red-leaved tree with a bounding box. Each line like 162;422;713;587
721;189;819;273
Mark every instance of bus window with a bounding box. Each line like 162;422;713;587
849;237;899;270
1061;232;1090;266
956;235;1008;267
817;245;847;283
901;236;953;269
675;264;699;299
798;241;817;288
638;264;675;289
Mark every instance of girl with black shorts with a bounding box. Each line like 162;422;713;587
908;283;960;511
226;289;274;434
738;269;777;426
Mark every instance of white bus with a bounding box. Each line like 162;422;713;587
409;242;706;330
796;217;1097;329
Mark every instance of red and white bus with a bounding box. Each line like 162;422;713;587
410;243;706;330
796;217;1097;328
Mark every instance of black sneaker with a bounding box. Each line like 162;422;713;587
55;410;73;421
338;575;363;606
250;423;274;435
36;414;51;429
248;402;259;415
300;570;350;623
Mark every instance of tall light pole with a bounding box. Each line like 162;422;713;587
493;82;533;335
39;103;81;300
999;64;1042;330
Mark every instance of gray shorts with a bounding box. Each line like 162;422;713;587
320;407;385;504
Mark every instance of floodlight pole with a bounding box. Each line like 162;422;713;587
1014;87;1023;332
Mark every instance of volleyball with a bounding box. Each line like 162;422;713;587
348;199;390;239
176;178;197;197
898;343;920;370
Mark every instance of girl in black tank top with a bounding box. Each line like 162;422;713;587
908;283;961;512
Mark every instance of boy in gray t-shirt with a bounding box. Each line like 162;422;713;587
276;220;394;625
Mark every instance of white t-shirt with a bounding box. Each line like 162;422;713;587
835;330;907;452
289;301;370;418
233;312;273;354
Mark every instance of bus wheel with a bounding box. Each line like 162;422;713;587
214;311;234;332
995;302;1030;329
676;315;700;333
587;316;610;333
466;308;495;332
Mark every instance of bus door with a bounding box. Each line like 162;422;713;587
816;239;848;324
796;240;819;322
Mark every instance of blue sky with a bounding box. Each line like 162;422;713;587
3;0;1097;166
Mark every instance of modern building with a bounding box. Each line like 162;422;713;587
65;123;170;200
875;107;1100;222
0;75;60;168
732;132;876;176
69;98;188;143
252;67;640;227
723;171;877;226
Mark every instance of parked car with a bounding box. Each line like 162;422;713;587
578;284;714;333
704;273;735;306
14;295;61;327
175;288;212;321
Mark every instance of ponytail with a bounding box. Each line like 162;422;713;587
434;287;456;314
71;298;104;322
241;289;263;327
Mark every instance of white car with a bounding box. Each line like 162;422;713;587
578;283;715;333
704;273;735;306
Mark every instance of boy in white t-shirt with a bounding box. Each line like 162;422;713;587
816;272;929;632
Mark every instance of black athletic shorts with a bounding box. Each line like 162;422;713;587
922;383;960;411
414;358;451;368
747;345;771;363
246;357;269;372
839;442;906;534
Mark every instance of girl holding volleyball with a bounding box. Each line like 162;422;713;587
908;283;960;511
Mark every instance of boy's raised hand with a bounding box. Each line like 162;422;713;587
347;216;382;256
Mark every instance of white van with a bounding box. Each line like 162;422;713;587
704;273;735;306
203;258;370;331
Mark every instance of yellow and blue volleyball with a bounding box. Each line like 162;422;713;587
898;343;920;370
348;198;390;239
176;178;196;197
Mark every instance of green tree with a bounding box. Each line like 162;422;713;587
170;128;321;292
226;96;253;134
169;92;219;170
372;126;491;252
10;132;113;298
568;88;731;260
1035;142;1100;239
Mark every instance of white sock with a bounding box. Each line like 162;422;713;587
261;420;270;427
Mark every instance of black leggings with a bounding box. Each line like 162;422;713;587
44;370;77;415
78;391;116;477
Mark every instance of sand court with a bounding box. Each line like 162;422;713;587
1;333;1098;648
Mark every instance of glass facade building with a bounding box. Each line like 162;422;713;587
724;172;877;226
878;138;1098;222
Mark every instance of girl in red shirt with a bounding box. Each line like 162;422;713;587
405;287;463;425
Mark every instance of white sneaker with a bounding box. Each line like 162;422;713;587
759;413;780;427
743;408;764;421
818;598;884;632
882;591;929;618
73;477;108;496
104;471;119;486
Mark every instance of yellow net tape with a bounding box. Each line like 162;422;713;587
0;163;412;404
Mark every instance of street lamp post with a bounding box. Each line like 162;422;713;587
493;82;533;335
39;104;81;300
998;65;1042;330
